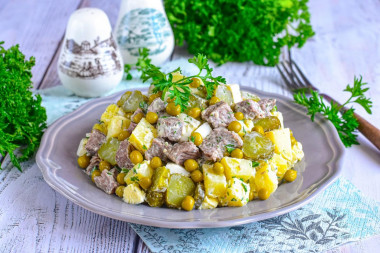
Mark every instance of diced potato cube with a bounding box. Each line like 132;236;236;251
227;84;243;104
172;71;184;82
214;84;233;105
106;116;130;139
178;113;201;142
101;104;125;126
224;178;250;207
203;164;227;198
165;174;196;208
254;162;278;195
194;122;212;139
77;138;88;156
292;141;304;161
165;163;190;177
125;161;154;185
199;196;219;210
265;128;292;161
268;153;289;182
221;157;256;183
123;183;146;204
93;122;107;135
241;91;260;102
249;176;258;201
272;111;284;129
238;120;254;135
150;166;170;192
129;118;157;153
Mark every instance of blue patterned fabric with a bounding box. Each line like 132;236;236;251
37;59;380;253
130;178;380;253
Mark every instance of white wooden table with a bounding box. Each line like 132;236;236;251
1;0;379;252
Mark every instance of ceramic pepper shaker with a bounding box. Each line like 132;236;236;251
58;8;124;97
114;0;174;65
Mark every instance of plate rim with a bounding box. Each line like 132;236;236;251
36;86;345;228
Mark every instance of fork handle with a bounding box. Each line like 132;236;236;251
321;93;380;150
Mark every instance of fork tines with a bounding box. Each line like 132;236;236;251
277;57;316;92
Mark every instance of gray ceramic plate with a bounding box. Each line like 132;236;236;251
36;86;344;228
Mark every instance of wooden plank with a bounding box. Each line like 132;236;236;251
0;0;82;88
39;0;122;89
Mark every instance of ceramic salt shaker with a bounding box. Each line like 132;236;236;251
58;8;123;97
114;0;174;65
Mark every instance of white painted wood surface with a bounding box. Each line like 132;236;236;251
0;0;379;252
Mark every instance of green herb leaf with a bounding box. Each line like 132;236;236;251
251;161;260;168
0;42;47;171
130;176;139;182
164;0;314;66
124;49;225;110
294;76;372;147
225;144;235;153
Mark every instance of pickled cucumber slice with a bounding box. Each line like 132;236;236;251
242;132;274;160
146;190;165;207
254;116;281;132
120;90;144;113
194;183;205;209
165;174;195;208
151;166;170;192
98;138;120;165
186;94;207;112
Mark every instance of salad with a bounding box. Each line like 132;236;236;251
76;71;304;211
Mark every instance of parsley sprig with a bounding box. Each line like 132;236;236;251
125;49;226;111
294;76;372;147
0;42;47;171
164;0;314;66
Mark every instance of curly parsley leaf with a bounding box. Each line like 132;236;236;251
165;0;314;66
0;42;47;171
125;49;225;110
294;76;372;147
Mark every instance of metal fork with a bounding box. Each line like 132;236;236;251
276;50;380;150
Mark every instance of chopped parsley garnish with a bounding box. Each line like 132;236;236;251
225;144;235;153
242;183;248;192
130;176;139;182
251;161;260;168
231;198;237;202
143;145;147;150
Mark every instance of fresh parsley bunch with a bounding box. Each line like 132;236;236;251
164;0;314;66
125;48;226;111
294;76;372;147
0;42;47;171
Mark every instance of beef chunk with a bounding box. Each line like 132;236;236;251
145;137;172;161
157;117;183;142
258;98;276;116
201;101;235;128
85;155;101;175
147;97;167;115
235;100;265;120
94;168;119;194
115;139;135;169
85;129;106;156
165;142;200;165
199;128;243;161
127;122;137;133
